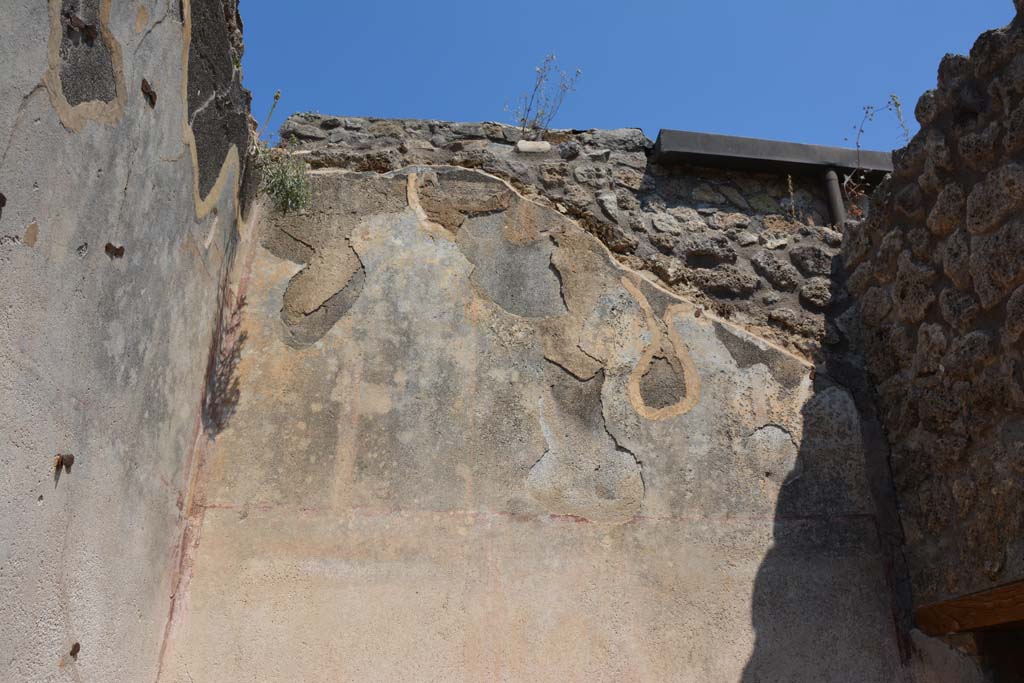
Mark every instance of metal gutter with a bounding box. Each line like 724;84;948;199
652;129;894;226
653;129;893;177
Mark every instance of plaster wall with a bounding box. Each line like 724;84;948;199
0;1;249;679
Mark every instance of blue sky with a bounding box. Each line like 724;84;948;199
241;0;1012;150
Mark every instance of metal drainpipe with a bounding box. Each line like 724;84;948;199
824;169;846;227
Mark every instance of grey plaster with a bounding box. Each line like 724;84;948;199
0;1;247;680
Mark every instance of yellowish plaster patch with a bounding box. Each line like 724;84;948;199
622;276;702;420
134;3;150;33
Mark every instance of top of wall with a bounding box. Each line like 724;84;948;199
278;114;881;358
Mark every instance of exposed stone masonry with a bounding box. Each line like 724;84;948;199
187;0;251;201
849;7;1024;603
279;114;850;356
58;0;117;105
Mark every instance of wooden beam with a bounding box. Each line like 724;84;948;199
915;579;1024;636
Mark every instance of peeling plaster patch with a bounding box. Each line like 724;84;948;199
202;209;219;249
43;0;126;131
415;168;513;232
104;320;126;359
261;173;409;345
282;252;365;347
622;277;702;420
411;168;568;319
713;322;807;389
638;355;686;409
0;221;40;248
457;214;567;319
527;368;644;523
356;383;394;416
22;221;39;247
133;3;150;32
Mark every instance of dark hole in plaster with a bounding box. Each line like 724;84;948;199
76;243;88;257
53;454;74;487
104;243;124;258
58;1;117;106
65;13;97;43
141;79;156;108
69;642;80;660
639;355;687;410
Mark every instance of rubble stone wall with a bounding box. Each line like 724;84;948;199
281;114;855;358
848;7;1024;604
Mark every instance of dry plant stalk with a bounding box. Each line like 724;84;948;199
506;54;581;140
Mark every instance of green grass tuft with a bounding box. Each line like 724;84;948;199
258;148;311;213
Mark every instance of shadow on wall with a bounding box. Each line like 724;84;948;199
201;274;247;436
740;260;914;680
